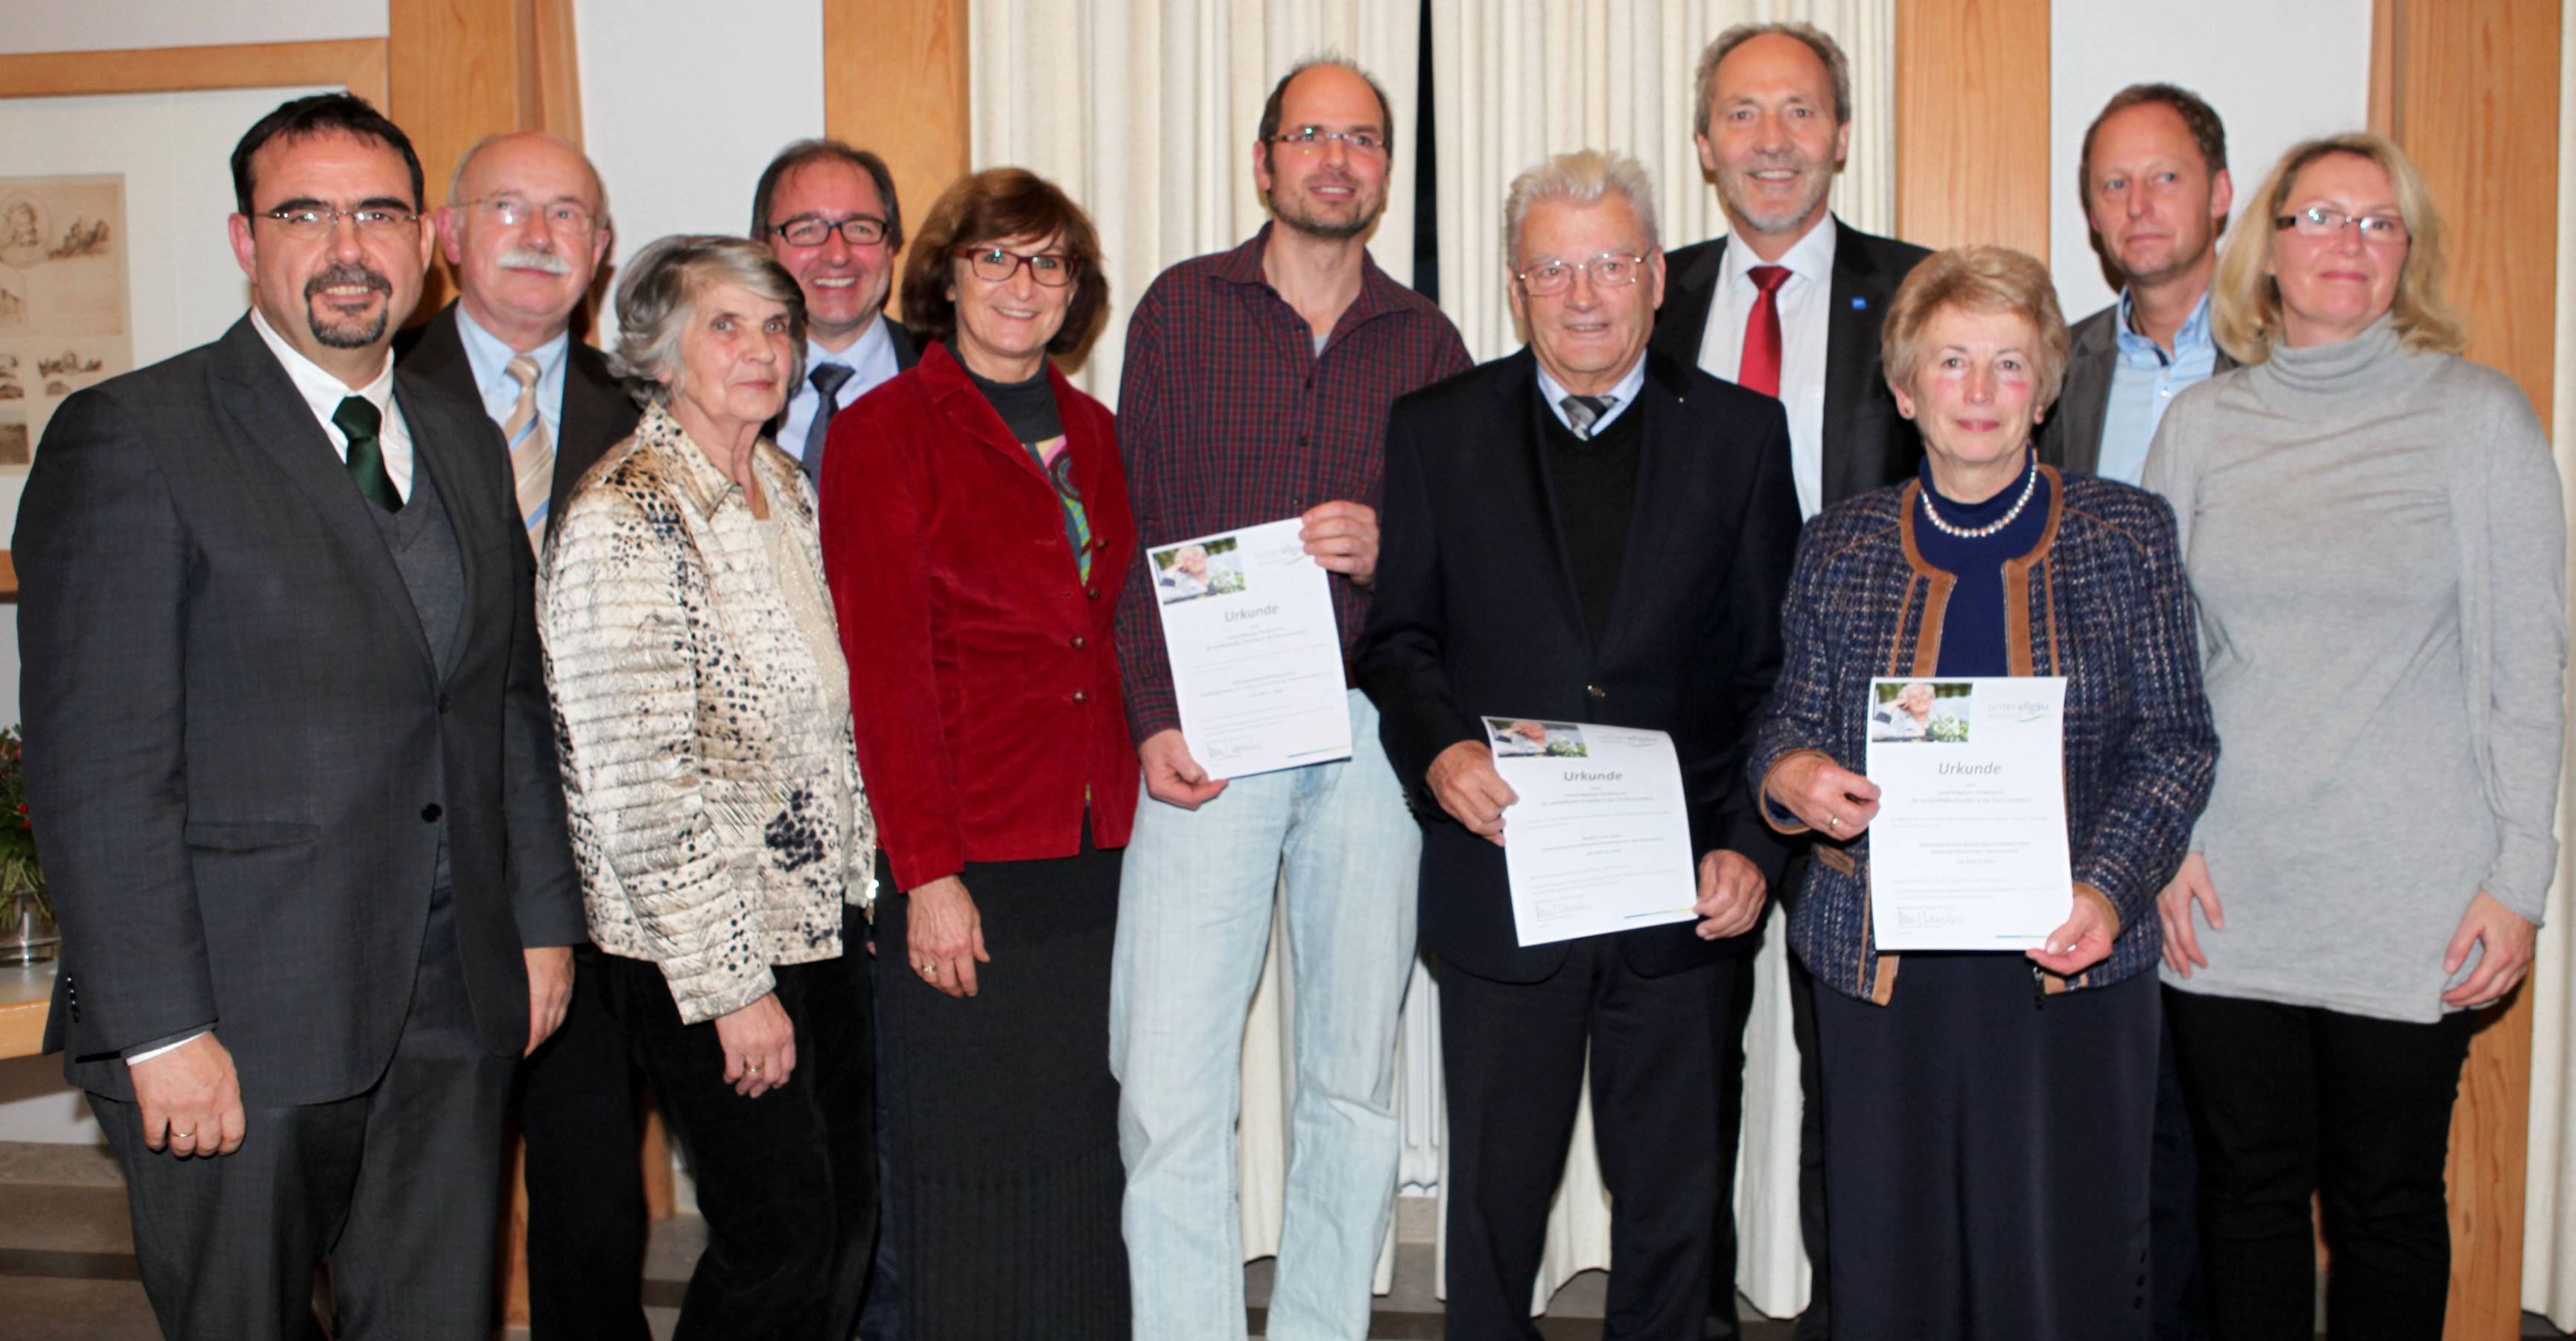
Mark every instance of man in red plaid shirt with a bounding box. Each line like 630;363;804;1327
1108;55;1472;1341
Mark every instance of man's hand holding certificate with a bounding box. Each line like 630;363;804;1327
1862;677;2076;950
1483;717;1699;946
1149;517;1352;780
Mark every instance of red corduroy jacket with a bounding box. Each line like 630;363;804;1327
819;341;1139;893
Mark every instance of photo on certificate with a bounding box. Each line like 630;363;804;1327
1149;536;1247;605
1483;717;1588;758
1869;679;1973;743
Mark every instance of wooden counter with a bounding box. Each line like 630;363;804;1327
0;963;54;1060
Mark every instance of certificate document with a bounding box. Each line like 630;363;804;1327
1863;677;2073;950
1149;517;1352;780
1485;716;1698;946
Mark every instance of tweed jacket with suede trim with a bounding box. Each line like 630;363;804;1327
1749;465;2218;1004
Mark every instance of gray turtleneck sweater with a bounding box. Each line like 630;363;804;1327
2140;316;2565;1023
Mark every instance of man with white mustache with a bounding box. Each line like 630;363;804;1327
1644;21;1931;1341
395;129;652;1341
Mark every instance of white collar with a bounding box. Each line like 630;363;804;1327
250;306;395;419
1720;213;1839;287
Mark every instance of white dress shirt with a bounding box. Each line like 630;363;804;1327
1536;357;1648;437
251;306;413;502
452;303;570;450
778;315;903;458
1694;217;1838;520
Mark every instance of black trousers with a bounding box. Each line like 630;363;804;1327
92;885;515;1341
1440;943;1747;1341
523;946;652;1341
600;904;877;1341
2164;989;2473;1341
1813;955;2157;1341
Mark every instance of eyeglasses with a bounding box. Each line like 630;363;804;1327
955;246;1077;287
1515;253;1649;296
459;194;598;235
1265;127;1387;157
774;214;889;248
258;205;421;239
2274;206;2408;242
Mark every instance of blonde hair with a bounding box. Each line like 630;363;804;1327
1879;246;2070;413
2210;133;2464;364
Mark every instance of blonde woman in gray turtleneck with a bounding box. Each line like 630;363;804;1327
2140;133;2565;1341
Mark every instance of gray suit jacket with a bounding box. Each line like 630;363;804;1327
18;316;587;1106
2037;300;2240;476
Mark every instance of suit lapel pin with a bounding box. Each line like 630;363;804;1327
1851;296;1869;310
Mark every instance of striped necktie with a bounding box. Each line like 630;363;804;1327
1561;394;1615;440
502;354;554;551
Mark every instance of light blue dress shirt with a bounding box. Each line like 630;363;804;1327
2096;289;2218;485
779;316;903;468
453;306;571;532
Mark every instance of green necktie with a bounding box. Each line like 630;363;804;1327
334;395;401;514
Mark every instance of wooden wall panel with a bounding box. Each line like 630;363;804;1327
823;0;971;322
2369;3;2560;1337
1892;0;2050;260
0;39;389;108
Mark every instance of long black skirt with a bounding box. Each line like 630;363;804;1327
1810;952;2157;1341
874;830;1129;1341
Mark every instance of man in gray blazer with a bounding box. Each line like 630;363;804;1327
17;93;585;1340
2038;83;2237;483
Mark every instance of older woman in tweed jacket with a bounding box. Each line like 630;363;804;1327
540;235;876;1340
1747;246;2216;1341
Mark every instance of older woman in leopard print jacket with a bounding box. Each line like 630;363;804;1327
538;234;877;1339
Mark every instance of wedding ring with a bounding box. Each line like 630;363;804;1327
746;1062;763;1072
173;1129;196;1139
1826;815;1842;830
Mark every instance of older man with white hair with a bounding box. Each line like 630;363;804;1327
1357;150;1801;1340
395;129;649;1341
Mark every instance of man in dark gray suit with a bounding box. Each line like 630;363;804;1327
2038;83;2236;485
751;138;922;482
1646;22;1929;1339
18;93;585;1340
398;129;651;1341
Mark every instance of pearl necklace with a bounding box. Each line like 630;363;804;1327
1918;458;2039;540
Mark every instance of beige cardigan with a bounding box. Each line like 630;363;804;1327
539;404;873;1025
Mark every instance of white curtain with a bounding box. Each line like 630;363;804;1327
2520;5;2576;1328
969;0;1422;401
1423;0;1892;1318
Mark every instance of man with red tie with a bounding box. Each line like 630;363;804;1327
1644;21;1929;1341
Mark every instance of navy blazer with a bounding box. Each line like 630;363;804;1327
19;316;586;1104
1648;218;1932;510
1358;350;1802;984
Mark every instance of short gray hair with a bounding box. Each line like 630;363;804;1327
1693;22;1853;139
611;235;807;404
1504;150;1660;263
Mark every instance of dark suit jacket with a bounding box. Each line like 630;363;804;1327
1649;217;1932;510
19;316;588;1106
394;301;643;526
2035;299;2239;477
1357;350;1802;984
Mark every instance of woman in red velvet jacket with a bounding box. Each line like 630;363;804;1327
818;168;1138;1340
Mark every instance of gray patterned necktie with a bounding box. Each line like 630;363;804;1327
1560;394;1615;440
803;363;855;479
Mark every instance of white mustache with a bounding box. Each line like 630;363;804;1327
497;246;573;275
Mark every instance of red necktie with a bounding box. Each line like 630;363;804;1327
1738;264;1792;398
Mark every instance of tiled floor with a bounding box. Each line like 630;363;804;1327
0;1153;2566;1340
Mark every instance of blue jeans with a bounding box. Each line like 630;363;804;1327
1110;691;1420;1341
